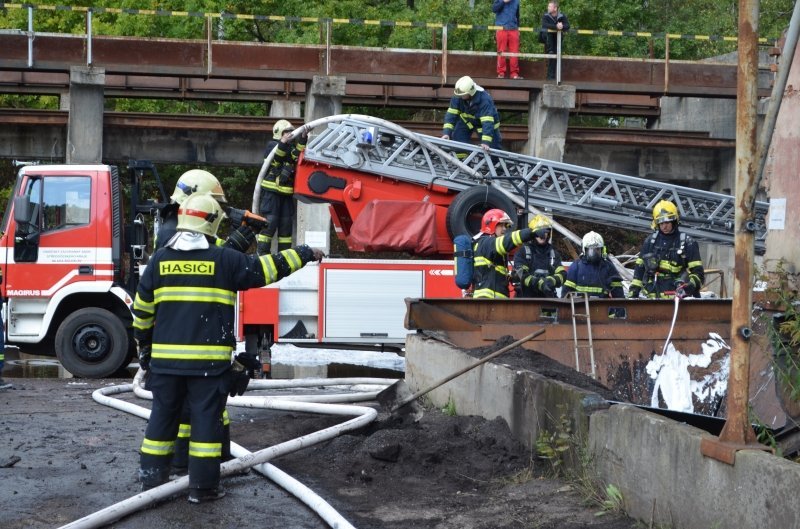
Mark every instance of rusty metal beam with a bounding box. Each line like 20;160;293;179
0;109;736;148
701;0;767;465
0;33;770;99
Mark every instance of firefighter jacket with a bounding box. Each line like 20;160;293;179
133;242;316;376
512;242;566;298
261;137;307;196
442;90;501;148
473;228;535;299
630;229;704;298
562;257;624;298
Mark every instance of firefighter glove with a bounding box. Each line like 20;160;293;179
675;283;690;299
643;253;658;272
278;165;295;187
138;345;152;371
627;286;641;299
234;353;261;378
225;225;256;253
310;248;326;262
228;361;250;397
537;276;557;296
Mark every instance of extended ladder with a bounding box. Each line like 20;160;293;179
302;115;769;253
567;292;596;379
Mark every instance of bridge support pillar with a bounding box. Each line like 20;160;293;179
525;83;575;161
295;76;346;254
66;66;105;164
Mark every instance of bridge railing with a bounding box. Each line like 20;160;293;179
0;1;779;86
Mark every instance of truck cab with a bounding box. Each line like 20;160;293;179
0;163;154;377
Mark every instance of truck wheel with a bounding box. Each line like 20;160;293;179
445;186;517;239
55;308;130;378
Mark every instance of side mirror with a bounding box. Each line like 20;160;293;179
13;195;31;226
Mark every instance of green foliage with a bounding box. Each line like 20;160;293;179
441;395;457;416
595;484;624;517
535;412;573;475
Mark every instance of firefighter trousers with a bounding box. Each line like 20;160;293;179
140;372;228;490
173;405;231;469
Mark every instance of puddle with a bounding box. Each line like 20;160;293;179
2;343;405;380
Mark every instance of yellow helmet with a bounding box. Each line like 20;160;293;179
273;119;294;140
651;200;679;229
171;169;227;205
454;76;478;97
177;192;226;238
528;214;554;237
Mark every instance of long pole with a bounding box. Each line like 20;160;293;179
720;0;760;448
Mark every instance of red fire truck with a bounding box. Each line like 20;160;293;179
0;161;463;378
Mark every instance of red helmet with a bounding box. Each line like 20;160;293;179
480;209;513;235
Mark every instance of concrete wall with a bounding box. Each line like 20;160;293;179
405;333;800;529
591;405;800;529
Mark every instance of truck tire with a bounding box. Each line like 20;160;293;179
445;186;517;239
55;308;130;378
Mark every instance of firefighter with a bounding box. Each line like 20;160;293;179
628;200;705;299
257;120;309;255
472;208;538;299
156;169;255;254
513;214;566;298
441;76;502;152
134;191;324;503
562;231;624;299
155;168;257;476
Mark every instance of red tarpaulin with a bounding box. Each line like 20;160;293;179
348;200;438;255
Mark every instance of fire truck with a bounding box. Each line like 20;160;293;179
0;116;767;378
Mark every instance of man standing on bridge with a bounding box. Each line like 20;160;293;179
441;76;502;152
542;1;570;81
493;0;522;80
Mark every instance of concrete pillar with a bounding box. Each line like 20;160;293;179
296;76;346;254
66;66;105;164
269;99;302;120
524;84;575;160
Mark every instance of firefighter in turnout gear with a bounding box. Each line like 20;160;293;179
257;120;308;255
628;200;705;299
513;214;565;297
472;209;538;299
154;169;258;476
156;169;256;254
441;76;502;152
562;231;624;299
134;192;324;503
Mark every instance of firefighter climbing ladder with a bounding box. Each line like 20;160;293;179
301;115;769;253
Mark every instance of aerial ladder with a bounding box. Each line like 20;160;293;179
256;115;769;276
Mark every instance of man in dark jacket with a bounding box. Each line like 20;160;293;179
628;200;705;299
542;1;570;80
493;0;522;79
513;214;566;297
258;120;308;255
442;76;502;152
134;191;323;503
562;231;624;299
472;209;538;299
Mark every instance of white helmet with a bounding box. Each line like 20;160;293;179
581;231;605;264
454;76;478;97
273;119;294;140
170;169;227;205
177;192;226;238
